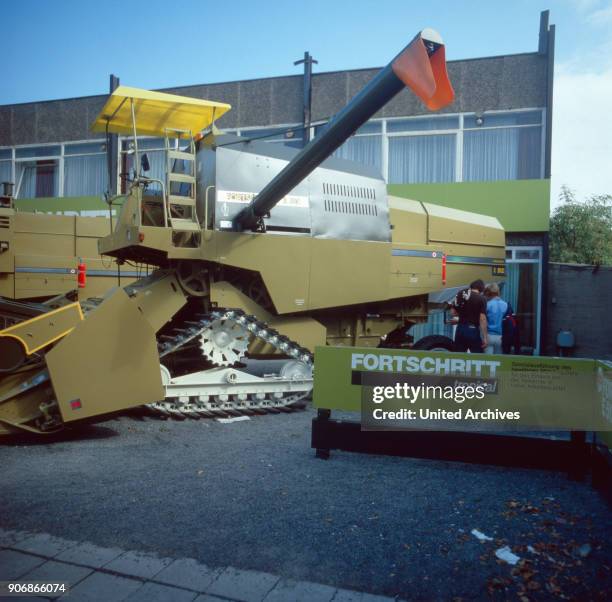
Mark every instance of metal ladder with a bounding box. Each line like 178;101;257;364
164;129;200;234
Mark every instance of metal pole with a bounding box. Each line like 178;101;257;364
130;98;140;180
294;52;318;146
107;74;120;196
233;61;407;230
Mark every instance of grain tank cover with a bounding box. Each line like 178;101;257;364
197;135;390;242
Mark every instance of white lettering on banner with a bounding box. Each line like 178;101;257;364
351;353;500;377
217;190;309;208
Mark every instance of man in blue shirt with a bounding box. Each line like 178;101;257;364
484;283;508;355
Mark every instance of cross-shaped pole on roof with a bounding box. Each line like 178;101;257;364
294;52;318;146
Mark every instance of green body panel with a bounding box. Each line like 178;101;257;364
14;196;111;214
387;179;550;232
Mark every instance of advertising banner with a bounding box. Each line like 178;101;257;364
596;360;612;445
313;347;611;432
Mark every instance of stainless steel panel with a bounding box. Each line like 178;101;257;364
201;139;390;242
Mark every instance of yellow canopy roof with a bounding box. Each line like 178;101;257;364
91;85;231;138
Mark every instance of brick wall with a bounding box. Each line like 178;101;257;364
546;263;612;359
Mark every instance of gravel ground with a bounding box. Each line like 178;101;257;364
1;409;610;600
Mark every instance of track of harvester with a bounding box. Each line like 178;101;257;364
0;293;314;430
146;308;314;420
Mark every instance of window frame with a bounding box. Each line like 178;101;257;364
505;245;543;355
2;107;546;198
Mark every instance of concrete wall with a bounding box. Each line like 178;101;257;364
0;53;547;146
546;263;612;360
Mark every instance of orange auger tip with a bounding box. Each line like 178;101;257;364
392;28;455;111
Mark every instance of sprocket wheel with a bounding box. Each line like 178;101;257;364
199;318;250;366
175;262;209;297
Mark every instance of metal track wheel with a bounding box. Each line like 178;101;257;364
199;318;250;366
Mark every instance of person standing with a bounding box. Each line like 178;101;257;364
450;279;488;353
483;283;508;355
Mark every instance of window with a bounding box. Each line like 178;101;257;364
319;121;382;173
334;135;382;173
463;127;542;181
1;109;545;199
15;146;60;199
16;161;59;198
15;145;61;158
464;111;541;127
239;126;303;148
0;148;11;186
121;138;167;194
387;115;459;132
64;142;107;196
388;134;455;184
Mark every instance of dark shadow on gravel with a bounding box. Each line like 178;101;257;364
0;424;119;446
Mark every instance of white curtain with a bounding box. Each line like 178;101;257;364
388;134;455;184
503;266;520;313
64;155;106;196
16;164;38;198
125;150;166;194
143;150;165;184
463;127;541;181
0;161;11;185
333;136;382;173
15;162;59;198
411;309;454;341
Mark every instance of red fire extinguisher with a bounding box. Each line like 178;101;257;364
77;258;87;289
442;254;447;285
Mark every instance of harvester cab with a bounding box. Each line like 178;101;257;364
91;87;231;255
0;29;506;435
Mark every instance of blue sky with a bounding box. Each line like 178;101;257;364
3;0;612;203
1;0;608;101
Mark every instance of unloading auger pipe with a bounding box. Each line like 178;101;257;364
232;28;455;231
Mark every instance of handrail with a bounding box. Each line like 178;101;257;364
134;177;168;227
204;185;215;240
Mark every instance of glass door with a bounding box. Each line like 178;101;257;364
503;247;543;355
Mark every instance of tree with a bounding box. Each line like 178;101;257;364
549;187;612;266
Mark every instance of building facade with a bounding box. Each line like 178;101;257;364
0;12;555;354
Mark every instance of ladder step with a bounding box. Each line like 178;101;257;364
168;150;195;162
168;195;196;207
170;218;200;232
168;173;196;184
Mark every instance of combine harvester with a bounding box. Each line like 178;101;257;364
0;186;145;324
0;29;505;435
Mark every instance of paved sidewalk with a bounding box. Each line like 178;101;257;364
0;529;399;602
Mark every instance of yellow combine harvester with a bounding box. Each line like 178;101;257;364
0;203;142;308
0;29;505;435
